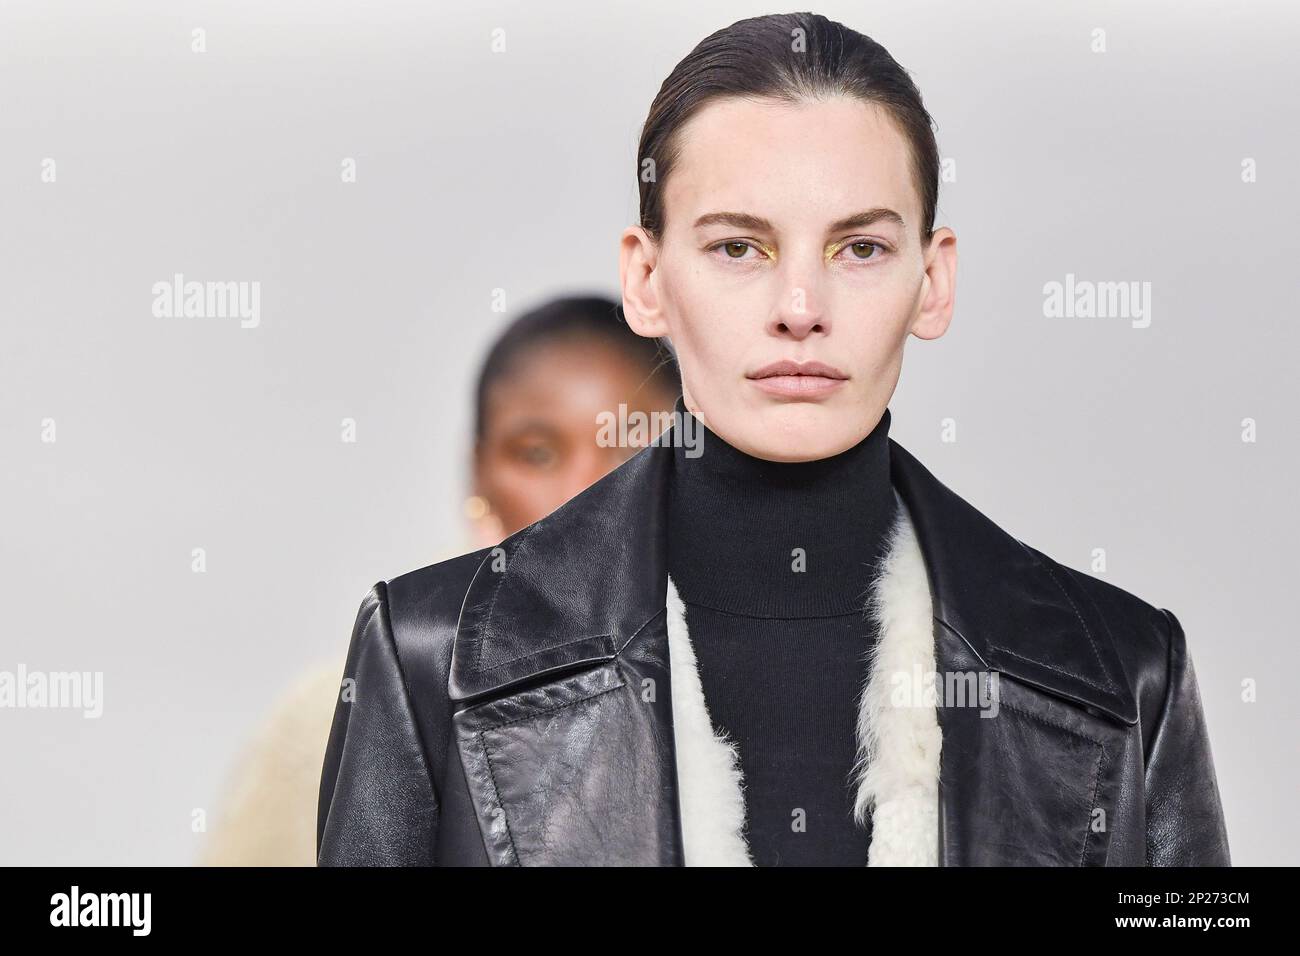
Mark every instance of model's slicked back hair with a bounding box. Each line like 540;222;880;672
636;12;940;244
474;295;681;441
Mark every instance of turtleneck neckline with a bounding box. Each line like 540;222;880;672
665;397;898;619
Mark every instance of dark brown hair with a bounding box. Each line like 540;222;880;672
636;12;940;244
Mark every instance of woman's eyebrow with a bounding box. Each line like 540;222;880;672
692;208;906;233
825;208;906;233
498;418;562;442
693;211;774;232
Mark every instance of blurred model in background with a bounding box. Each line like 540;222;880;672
200;295;681;866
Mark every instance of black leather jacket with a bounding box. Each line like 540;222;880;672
317;434;1231;866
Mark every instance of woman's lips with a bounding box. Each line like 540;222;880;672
746;360;849;399
748;374;847;398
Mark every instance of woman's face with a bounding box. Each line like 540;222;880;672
621;95;956;461
473;338;677;543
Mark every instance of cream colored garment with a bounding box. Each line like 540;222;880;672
198;659;343;866
200;535;473;866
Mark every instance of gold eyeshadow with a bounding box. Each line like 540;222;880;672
825;238;855;262
824;238;891;262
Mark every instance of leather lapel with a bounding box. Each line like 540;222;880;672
447;440;680;865
447;439;671;703
888;442;1137;866
890;442;1137;724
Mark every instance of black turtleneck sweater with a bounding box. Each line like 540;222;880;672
666;399;898;866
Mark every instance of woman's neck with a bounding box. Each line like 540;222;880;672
665;398;897;618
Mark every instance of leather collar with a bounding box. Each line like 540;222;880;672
448;426;1138;726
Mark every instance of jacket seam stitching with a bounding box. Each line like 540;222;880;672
479;679;626;734
479;731;520;865
473;634;614;672
476;521;545;670
1034;561;1117;691
617;610;662;654
1081;746;1107;865
990;646;1115;695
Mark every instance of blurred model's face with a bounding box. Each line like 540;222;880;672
621;96;956;461
473;339;677;543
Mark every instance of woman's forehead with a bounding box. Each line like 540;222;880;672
665;96;920;235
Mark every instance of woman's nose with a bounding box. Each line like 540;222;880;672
768;281;829;339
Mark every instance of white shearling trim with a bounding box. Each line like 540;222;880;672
854;497;942;866
668;495;941;866
666;575;755;866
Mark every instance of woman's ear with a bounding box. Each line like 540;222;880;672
620;225;671;338
910;226;957;341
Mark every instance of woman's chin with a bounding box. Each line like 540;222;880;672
719;404;869;463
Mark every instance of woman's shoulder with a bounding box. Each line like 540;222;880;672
357;546;496;678
335;546;497;790
384;546;496;622
1010;535;1189;737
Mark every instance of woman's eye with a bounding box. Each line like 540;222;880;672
514;443;558;467
835;240;887;261
712;240;764;261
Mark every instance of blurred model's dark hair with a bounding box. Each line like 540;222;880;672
637;12;940;243
474;295;681;441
